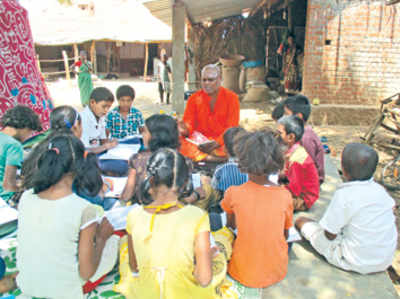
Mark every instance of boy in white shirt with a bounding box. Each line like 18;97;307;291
80;87;118;154
296;143;397;274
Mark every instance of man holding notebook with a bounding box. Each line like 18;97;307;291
179;64;240;162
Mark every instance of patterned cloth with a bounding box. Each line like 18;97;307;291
0;0;53;130
106;107;144;139
0;238;125;299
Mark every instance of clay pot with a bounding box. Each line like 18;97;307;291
219;54;245;67
221;66;241;94
242;85;270;102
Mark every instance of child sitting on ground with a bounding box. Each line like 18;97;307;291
123;148;215;298
296;143;397;274
17;134;119;299
211;127;248;196
21;106;117;210
80;87;118;154
221;129;293;296
106;85;144;139
283;95;325;184
0;106;41;203
277;115;319;211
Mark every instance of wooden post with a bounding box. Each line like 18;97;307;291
286;0;293;33
171;0;186;113
90;40;97;74
36;54;41;73
106;42;111;73
144;42;149;78
73;43;79;62
62;50;70;81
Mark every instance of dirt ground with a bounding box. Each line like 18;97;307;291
48;77;400;294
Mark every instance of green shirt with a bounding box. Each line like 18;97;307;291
0;132;23;202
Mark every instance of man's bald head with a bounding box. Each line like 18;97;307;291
342;143;378;181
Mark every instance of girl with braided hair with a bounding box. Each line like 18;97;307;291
121;148;216;298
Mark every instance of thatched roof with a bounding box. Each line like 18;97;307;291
20;0;172;45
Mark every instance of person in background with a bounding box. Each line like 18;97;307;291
277;33;301;94
106;85;144;139
0;106;41;204
296;143;397;274
277;115;319;211
283;95;325;184
72;50;93;107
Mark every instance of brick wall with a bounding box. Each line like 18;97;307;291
303;0;400;105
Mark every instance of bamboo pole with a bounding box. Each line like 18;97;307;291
62;50;70;81
144;42;149;78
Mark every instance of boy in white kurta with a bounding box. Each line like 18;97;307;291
296;143;397;274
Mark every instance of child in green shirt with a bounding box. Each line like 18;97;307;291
0;106;41;202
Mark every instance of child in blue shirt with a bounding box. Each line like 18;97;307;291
106;85;144;139
211;127;248;194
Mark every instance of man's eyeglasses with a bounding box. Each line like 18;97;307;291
202;77;217;82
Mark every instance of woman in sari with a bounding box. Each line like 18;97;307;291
278;34;300;94
74;51;93;107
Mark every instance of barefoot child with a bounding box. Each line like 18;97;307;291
296;143;397;274
221;130;293;297
17;134;118;299
124;148;215;298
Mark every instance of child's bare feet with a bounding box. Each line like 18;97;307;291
0;271;18;294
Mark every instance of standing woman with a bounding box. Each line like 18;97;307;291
73;50;93;107
277;34;300;94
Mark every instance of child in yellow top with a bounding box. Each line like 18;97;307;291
122;148;216;299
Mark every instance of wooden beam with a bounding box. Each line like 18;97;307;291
144;42;149;78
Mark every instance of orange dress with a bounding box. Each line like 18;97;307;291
221;181;293;288
180;87;240;161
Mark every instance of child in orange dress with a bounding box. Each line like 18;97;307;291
221;129;293;298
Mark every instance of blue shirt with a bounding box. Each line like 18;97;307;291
106;106;144;139
211;158;248;192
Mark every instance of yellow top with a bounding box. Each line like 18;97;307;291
123;204;217;299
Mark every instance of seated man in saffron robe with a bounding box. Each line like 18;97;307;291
179;64;240;162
